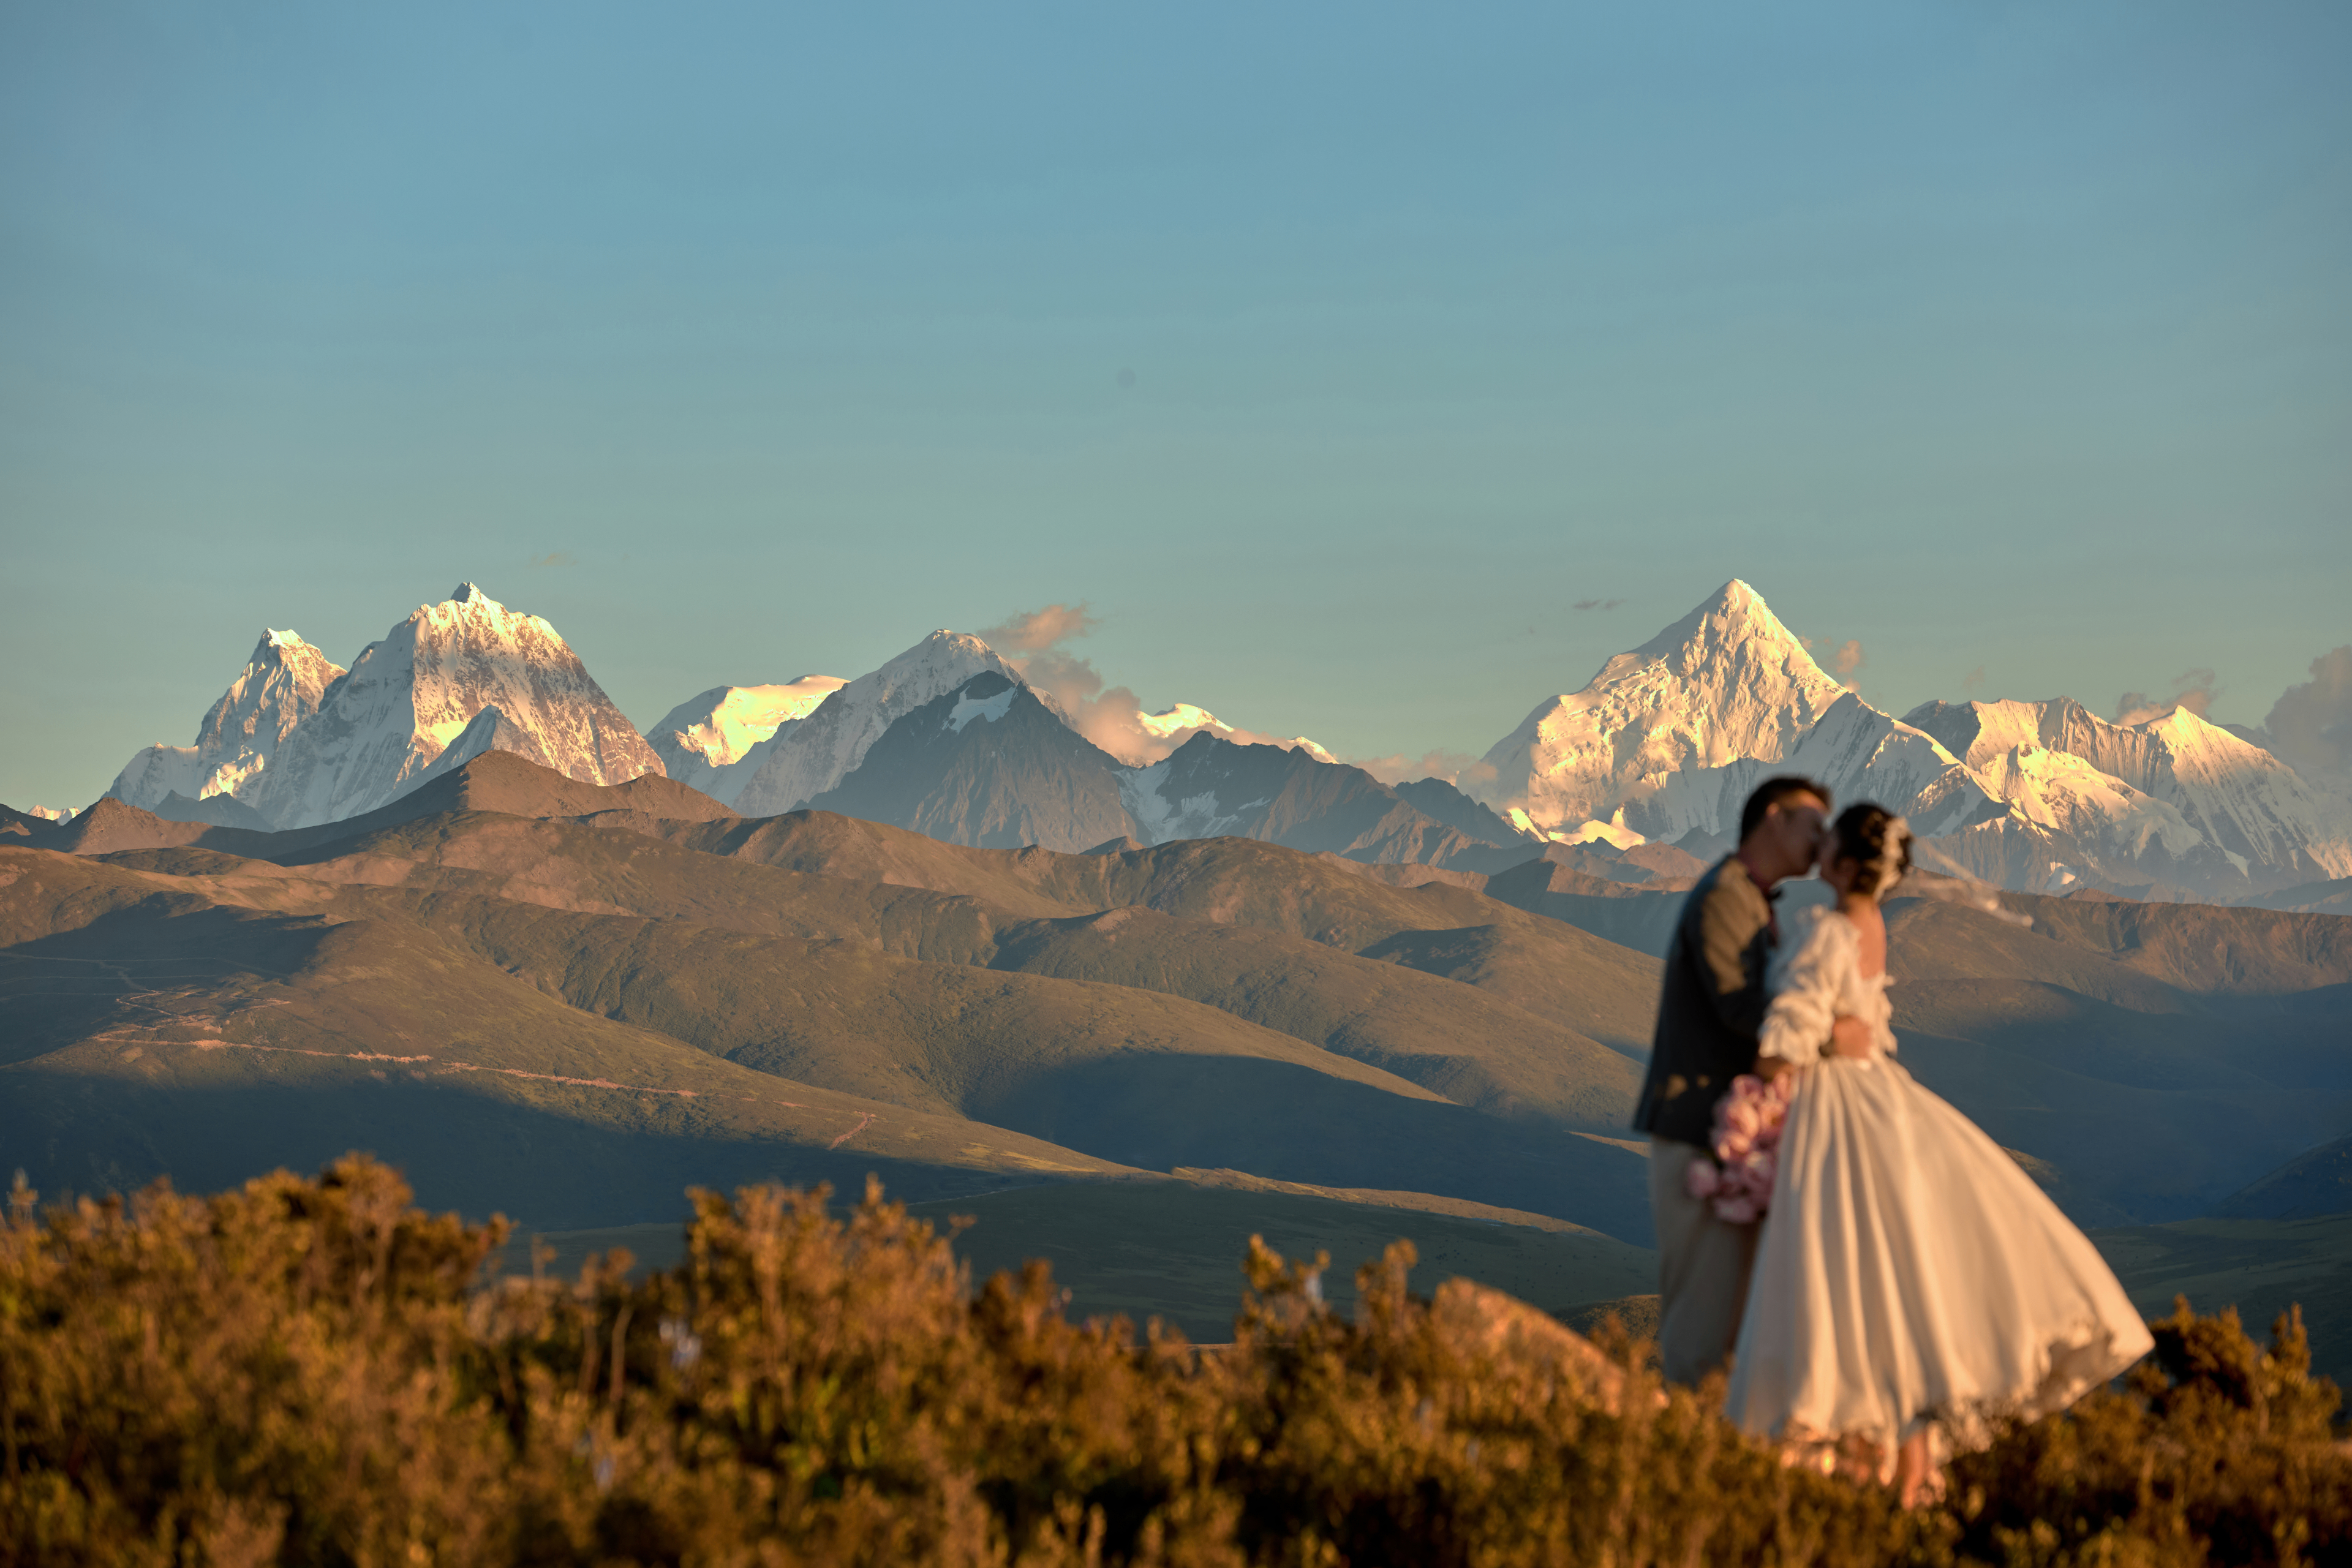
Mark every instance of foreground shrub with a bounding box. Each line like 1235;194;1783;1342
0;1159;2341;1566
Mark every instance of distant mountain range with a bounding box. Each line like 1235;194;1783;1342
82;578;2352;902
17;589;2349;1356
1463;582;2352;902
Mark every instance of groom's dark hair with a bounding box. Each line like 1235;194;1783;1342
1739;775;1831;843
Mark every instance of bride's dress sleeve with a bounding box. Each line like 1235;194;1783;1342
1756;908;1849;1066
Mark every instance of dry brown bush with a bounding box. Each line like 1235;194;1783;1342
1;1158;2343;1566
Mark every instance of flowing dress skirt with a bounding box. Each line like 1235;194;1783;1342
1725;1054;2154;1464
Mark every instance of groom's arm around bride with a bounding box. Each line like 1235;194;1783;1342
1633;777;1831;1387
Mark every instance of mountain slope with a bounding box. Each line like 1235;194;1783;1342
247;584;662;829
982;903;1642;1125
0;847;1140;1227
80;783;1650;1128
646;678;847;804
803;671;1140;852
652;813;1665;1050
20;750;733;862
1124;733;1531;870
0;845;1654;1242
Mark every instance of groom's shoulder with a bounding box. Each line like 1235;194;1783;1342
1676;854;1767;933
1685;853;1758;911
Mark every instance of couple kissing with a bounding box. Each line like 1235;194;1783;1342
1635;777;2151;1506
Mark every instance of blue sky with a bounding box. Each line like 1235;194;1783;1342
4;1;2347;807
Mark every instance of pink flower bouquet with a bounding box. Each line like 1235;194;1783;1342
1684;1071;1797;1224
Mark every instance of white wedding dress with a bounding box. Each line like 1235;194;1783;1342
1724;904;2154;1468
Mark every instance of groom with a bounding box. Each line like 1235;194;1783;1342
1636;775;1854;1387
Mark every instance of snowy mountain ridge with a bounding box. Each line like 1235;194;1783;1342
1898;697;2352;893
64;576;2348;901
1133;702;1337;766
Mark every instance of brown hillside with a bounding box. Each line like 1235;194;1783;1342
100;810;1653;1119
986;903;1642;1123
1;839;1659;1241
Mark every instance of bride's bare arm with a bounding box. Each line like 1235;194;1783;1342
1830;1016;1872;1058
1760;1017;1869;1072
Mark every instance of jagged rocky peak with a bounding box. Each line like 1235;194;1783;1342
246;582;663;830
106;626;349;814
730;630;1042;816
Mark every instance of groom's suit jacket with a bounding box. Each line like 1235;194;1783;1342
1634;854;1776;1147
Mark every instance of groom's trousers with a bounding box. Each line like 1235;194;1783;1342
1649;1136;1760;1387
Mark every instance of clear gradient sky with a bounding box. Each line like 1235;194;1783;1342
4;2;2347;809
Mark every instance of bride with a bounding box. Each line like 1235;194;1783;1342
1723;804;2154;1505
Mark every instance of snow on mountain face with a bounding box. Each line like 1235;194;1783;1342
1464;581;1989;846
730;631;1039;816
107;630;347;813
249;584;663;829
1774;695;2002;840
645;677;847;805
26;805;75;823
1966;743;2204;860
1904;698;2352;888
1137;703;1232;745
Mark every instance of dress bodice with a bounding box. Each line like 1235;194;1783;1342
1757;905;1896;1066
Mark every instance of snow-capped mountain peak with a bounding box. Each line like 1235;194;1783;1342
1133;701;1336;766
1467;579;1857;842
729;630;1044;815
1618;577;1830;683
107;627;347;813
246;584;662;829
1138;703;1232;744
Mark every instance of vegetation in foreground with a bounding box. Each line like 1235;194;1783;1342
2;1159;2346;1567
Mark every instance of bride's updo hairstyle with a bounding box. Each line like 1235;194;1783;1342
1831;803;1912;899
